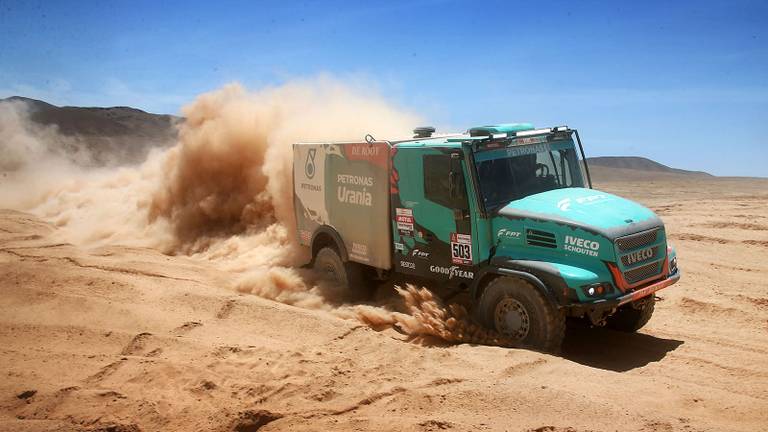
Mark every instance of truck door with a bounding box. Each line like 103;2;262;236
391;147;477;283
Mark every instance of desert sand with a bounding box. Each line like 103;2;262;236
1;174;767;432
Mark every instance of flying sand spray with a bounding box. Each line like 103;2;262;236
0;79;511;347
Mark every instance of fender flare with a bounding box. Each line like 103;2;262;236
310;225;349;262
471;259;568;306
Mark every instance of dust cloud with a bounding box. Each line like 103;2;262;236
0;78;505;346
0;101;95;209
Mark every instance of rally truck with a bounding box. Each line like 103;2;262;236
293;124;680;352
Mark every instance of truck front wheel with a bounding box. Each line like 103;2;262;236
476;276;565;353
606;296;655;332
313;247;368;300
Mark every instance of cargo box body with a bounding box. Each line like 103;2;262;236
293;142;392;270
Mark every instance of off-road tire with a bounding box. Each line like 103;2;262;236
476;276;565;353
606;296;655;332
313;247;369;300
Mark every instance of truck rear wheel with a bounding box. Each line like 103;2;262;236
606;296;655;332
313;247;369;300
476;276;565;353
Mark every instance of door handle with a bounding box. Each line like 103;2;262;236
453;209;469;220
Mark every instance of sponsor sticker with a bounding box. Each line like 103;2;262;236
429;265;474;280
394;242;405;252
513;136;548;146
337;174;374;187
625;247;654;265
343;143;389;167
450;233;473;265
396;207;414;236
304;148;316;179
336;174;374;207
350;242;370;262
300;183;321;192
557;194;608;212
400;260;416;270
299;230;311;244
410;248;430;259
564;235;600;257
503;142;549;157
497;228;521;241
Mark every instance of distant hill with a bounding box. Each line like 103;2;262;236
1;96;181;165
586;156;713;180
2;96;716;177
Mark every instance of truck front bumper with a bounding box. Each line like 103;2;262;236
567;271;680;314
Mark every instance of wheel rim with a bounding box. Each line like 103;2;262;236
321;262;338;282
494;297;530;340
317;257;343;286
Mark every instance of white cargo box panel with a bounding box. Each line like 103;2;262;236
293;142;392;270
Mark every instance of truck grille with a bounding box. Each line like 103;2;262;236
616;228;659;252
615;227;665;287
624;261;662;284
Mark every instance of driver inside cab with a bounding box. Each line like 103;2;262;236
478;154;557;209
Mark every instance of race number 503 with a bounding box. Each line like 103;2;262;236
450;233;472;265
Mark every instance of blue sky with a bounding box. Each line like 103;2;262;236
1;0;766;176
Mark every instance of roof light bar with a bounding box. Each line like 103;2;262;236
514;128;558;137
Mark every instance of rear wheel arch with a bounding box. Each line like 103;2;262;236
310;226;348;262
312;245;372;301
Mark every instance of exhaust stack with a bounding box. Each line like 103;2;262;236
413;126;436;138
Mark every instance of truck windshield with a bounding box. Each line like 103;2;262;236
474;144;585;211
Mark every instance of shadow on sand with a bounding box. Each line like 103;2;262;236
561;325;684;372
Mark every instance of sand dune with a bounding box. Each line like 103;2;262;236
1;176;767;432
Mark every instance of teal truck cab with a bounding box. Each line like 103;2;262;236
293;124;680;352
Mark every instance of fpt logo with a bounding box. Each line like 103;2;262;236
557;194;608;212
497;228;521;239
305;148;316;179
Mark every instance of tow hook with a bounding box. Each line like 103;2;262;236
631;296;653;310
587;308;615;326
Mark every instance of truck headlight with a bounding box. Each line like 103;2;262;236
669;256;678;274
581;282;614;298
